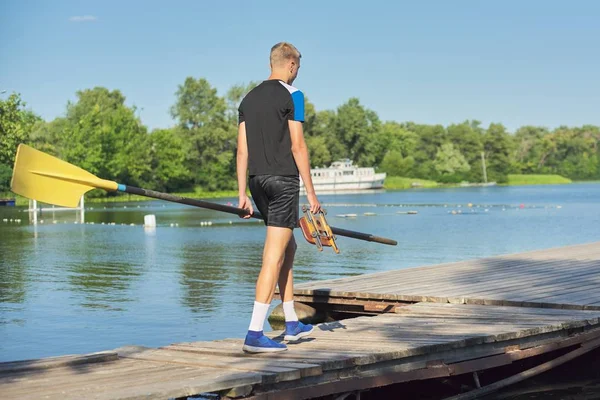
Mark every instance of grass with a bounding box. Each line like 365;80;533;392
0;189;241;207
384;176;439;190
86;189;240;203
507;174;572;185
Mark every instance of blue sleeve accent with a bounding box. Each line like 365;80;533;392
117;184;126;192
291;90;305;122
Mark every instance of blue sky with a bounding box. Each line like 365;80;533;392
1;0;599;132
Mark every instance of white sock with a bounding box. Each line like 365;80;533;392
248;301;270;332
283;300;298;322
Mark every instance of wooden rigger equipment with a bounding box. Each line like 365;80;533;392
299;206;340;254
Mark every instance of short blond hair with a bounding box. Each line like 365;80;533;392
270;42;301;67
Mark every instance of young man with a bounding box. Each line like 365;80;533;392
236;42;321;353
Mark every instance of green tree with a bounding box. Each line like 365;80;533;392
379;150;415;176
512;126;550;173
0;163;12;192
28;118;68;157
171;77;235;190
434;142;471;181
306;135;332;168
404;123;446;179
333;98;381;166
447;120;484;181
171;77;227;130
370;122;419;170
0;93;40;166
225;81;259;125
483;123;513;183
148;129;191;191
60;87;152;188
311;110;344;165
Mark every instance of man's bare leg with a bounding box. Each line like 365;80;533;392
278;236;315;341
243;226;294;353
278;236;297;304
255;227;294;303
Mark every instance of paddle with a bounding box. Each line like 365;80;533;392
10;143;397;246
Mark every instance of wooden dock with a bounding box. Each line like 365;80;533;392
2;241;600;400
292;241;600;313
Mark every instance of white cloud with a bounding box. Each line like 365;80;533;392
69;15;97;22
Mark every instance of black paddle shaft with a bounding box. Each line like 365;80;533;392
122;185;397;246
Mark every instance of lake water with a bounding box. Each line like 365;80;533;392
1;183;599;363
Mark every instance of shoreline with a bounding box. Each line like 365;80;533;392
2;177;594;207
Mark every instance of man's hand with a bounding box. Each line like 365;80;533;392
238;195;253;219
307;192;321;214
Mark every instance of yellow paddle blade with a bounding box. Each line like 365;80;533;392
10;144;119;208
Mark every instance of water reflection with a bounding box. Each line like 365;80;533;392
0;228;33;304
178;243;230;314
66;261;142;311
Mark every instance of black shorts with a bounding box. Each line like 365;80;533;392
249;175;299;230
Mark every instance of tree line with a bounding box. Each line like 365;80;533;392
1;77;599;195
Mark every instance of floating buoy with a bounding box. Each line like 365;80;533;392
336;214;357;218
468;203;473;208
144;214;156;227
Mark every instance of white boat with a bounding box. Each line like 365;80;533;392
300;159;386;194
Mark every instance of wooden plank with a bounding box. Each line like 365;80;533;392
299;242;598;298
119;348;322;384
320;258;599;302
294;243;600;293
1;361;262;400
0;351;118;373
294;242;600;293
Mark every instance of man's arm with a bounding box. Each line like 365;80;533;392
289;120;321;213
236;121;253;218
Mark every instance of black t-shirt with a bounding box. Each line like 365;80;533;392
238;79;305;176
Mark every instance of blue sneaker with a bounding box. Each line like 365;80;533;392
242;331;287;353
284;321;314;341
